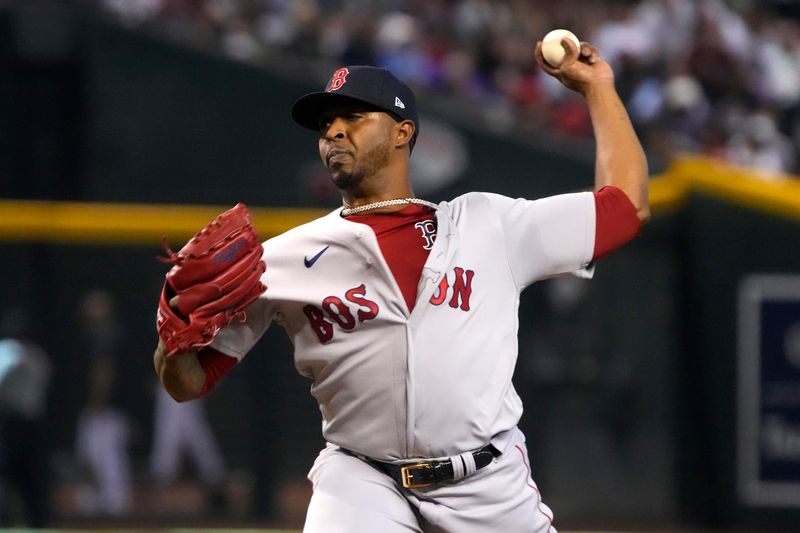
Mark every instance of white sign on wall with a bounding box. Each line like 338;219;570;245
738;274;800;507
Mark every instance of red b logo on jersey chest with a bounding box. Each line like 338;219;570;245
326;67;350;92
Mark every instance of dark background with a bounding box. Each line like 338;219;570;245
1;3;800;531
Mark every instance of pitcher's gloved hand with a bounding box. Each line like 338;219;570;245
156;203;267;356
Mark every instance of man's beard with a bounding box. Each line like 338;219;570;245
330;142;391;192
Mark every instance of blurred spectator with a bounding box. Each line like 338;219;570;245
73;290;132;516
636;73;712;172
0;307;52;528
149;387;229;513
726;110;796;178
100;0;161;25
592;2;657;73
94;0;800;176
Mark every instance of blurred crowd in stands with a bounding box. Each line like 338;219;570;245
96;0;800;177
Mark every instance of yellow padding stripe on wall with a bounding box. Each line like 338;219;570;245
0;184;684;245
0;200;329;245
0;155;796;245
648;174;687;215
668;156;800;221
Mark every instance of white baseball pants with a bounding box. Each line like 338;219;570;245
303;427;556;533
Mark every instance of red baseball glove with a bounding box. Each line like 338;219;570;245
156;203;267;356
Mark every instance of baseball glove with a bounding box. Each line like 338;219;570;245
156;203;267;356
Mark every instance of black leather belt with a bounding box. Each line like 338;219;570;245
367;444;499;489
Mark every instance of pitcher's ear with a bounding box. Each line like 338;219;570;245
395;120;415;148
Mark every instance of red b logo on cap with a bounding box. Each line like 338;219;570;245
326;67;349;92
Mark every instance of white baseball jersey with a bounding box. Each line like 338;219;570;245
211;191;595;462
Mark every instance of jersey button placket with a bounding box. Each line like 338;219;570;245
354;230;373;268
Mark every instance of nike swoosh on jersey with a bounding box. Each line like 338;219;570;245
304;245;330;268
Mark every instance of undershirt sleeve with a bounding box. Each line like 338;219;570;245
198;347;238;396
592;186;641;261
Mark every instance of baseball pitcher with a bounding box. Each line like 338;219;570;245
153;36;648;532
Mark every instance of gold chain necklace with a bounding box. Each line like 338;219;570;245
341;198;438;216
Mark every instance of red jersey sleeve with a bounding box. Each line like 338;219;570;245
197;347;238;395
593;186;641;261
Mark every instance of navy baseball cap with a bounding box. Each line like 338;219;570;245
291;66;419;147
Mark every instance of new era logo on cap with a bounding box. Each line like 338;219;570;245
395;97;405;109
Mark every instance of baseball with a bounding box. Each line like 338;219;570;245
541;29;580;67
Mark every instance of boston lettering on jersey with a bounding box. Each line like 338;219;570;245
303;267;476;343
430;266;474;311
303;284;380;343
